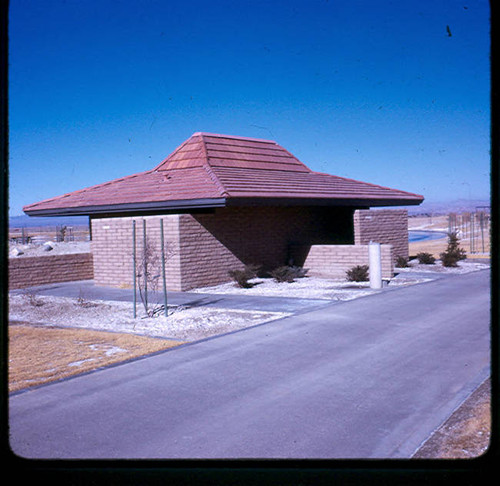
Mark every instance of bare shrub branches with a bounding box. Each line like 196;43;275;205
135;236;176;317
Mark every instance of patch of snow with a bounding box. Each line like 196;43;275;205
68;358;97;368
88;344;128;356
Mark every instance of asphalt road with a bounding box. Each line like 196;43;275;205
9;269;490;459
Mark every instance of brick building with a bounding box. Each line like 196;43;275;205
24;132;423;290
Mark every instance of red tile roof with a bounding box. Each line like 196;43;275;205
24;132;423;216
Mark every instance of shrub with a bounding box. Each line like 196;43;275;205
228;264;261;288
22;288;44;307
57;225;67;242
76;288;97;308
440;232;467;267
269;265;309;283
346;265;369;282
395;256;409;268
416;252;436;265
135;236;176;317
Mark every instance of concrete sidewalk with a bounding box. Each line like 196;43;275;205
9;269;490;459
9;267;451;315
10;279;333;314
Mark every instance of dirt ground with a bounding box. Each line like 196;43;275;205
412;378;491;459
408;215;490;259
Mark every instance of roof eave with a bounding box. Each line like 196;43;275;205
23;198;228;217
24;195;423;217
225;196;424;208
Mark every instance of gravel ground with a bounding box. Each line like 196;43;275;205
397;259;490;274
191;276;433;300
9;240;91;257
8;293;290;341
9;257;488;342
8;272;434;345
191;259;488;299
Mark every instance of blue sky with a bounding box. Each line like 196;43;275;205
8;0;490;216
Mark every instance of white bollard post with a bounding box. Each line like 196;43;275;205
369;241;383;289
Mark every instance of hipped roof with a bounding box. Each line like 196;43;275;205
23;132;423;216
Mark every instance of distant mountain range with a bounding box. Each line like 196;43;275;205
8;198;490;226
405;199;491;215
8;214;90;228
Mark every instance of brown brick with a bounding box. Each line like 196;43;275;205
9;253;93;289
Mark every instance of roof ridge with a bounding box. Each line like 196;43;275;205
265;144;311;172
200;133;229;197
193;132;276;144
153;137;193;171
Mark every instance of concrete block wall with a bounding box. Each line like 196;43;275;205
8;208;405;291
90;206;355;291
184;206;355;290
354;209;408;261
176;207;312;290
8;253;93;289
293;244;394;279
91;215;182;290
177;213;242;290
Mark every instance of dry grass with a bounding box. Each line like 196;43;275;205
8;322;182;392
413;379;491;459
409;238;453;259
409;215;490;259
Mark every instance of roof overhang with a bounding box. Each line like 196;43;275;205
23;198;228;217
225;197;423;208
24;195;422;217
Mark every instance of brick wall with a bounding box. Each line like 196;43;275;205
291;244;394;279
353;209;408;261
90;207;355;291
184;206;355;290
91;215;182;290
9;253;93;289
178;213;242;290
8;209;405;291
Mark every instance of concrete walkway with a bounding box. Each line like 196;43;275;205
9;269;490;459
10;279;331;314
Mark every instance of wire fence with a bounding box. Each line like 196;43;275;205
447;208;490;254
8;225;90;244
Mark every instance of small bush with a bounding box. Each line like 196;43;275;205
22;289;44;307
76;288;98;308
416;252;436;265
269;265;309;283
57;225;67;242
440;232;467;267
396;256;409;268
346;265;369;282
228;264;261;288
